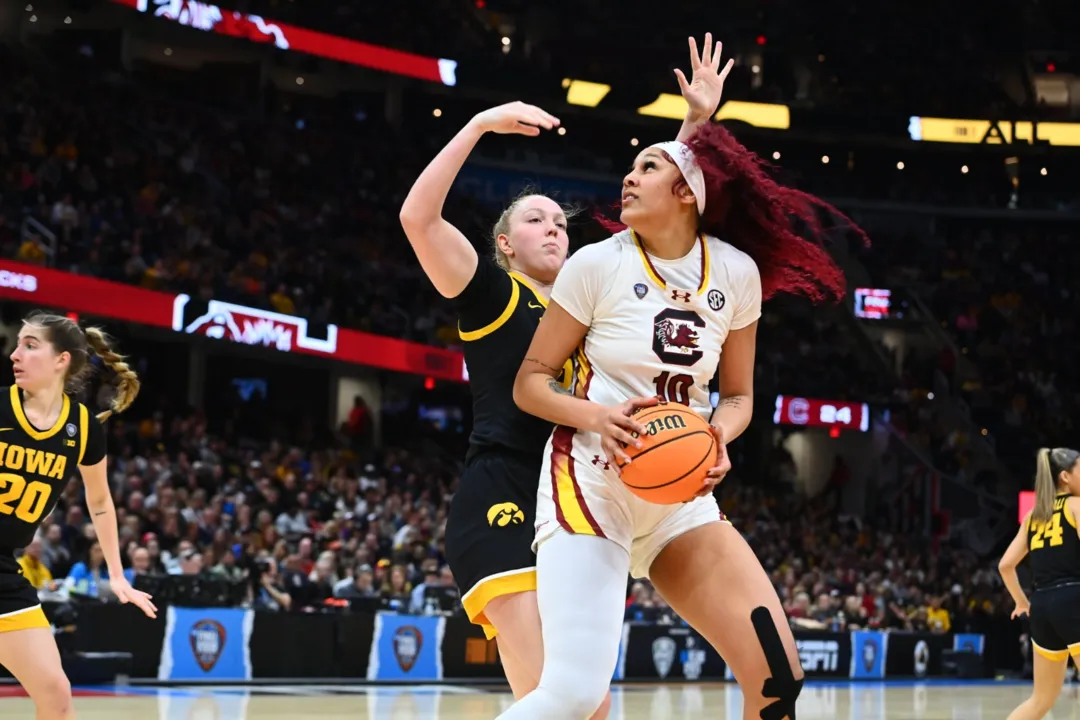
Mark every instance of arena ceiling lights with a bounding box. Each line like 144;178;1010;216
112;0;458;86
561;80;791;130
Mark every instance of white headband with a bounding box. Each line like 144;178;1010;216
649;141;706;215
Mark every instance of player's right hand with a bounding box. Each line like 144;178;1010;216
470;102;560;137
588;397;659;470
1011;602;1030;620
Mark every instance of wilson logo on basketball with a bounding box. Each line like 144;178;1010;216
641;413;688;437
486;502;525;527
189;619;226;672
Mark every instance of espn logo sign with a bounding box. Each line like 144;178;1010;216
796;639;839;673
172;295;338;355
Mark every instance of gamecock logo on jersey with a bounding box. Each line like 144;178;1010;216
189;619;226;672
652;308;704;367
172;295;338;356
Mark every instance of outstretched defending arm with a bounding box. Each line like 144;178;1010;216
399;102;559;298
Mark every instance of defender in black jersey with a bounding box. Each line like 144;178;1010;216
1000;447;1080;720
400;100;571;650
0;311;155;718
448;255;573;638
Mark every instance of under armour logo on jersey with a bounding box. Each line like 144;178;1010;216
671;290;691;303
592;455;611;470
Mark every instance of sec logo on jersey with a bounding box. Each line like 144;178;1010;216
707;289;725;311
652;308;705;367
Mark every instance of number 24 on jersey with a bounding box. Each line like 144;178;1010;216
1031;514;1065;550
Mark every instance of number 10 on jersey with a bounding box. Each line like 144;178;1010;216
653;372;693;405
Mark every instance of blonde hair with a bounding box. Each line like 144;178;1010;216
490;188;577;271
1033;447;1080;524
22;311;141;422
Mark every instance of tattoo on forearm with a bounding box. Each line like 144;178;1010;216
717;396;747;409
525;356;563;375
547;377;573;396
93;510;107;517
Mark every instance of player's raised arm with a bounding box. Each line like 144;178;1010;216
674;33;734;143
399;102;560;298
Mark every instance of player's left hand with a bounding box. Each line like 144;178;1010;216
111;576;158;619
1010;601;1030;620
674;33;734;121
695;425;731;498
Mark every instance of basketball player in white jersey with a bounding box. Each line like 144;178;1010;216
401;35;735;714
503;121;869;718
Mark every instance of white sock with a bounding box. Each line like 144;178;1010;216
495;532;629;719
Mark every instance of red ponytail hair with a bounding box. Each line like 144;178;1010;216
599;124;869;303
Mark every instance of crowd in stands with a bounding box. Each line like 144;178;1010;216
861;217;1080;482
6;375;1006;641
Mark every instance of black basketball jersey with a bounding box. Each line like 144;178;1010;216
0;386;106;555
1027;494;1080;590
455;257;571;464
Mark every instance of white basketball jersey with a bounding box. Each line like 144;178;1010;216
551;230;762;420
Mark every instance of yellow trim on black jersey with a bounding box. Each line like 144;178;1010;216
459;278;520;342
630;229;709;295
78;404;89;466
509;271;549;308
9;386;70;441
1064;496;1078;529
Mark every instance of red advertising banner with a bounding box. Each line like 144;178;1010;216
1019;490;1034;524
772;395;870;432
110;0;457;86
0;260;466;382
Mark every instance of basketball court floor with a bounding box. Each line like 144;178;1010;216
0;680;1077;719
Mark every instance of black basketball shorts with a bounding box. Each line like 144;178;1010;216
445;450;540;640
1029;583;1080;661
0;568;49;634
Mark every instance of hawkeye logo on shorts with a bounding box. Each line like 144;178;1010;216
487;502;525;527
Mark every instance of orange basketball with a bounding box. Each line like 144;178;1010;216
618;402;717;505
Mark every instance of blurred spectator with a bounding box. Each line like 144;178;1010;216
124;547;152;585
381;564;412;612
334;564;378;600
254;558;292;612
18;539;57;592
63;541;109;598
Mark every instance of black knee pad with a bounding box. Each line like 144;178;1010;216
751;606;803;720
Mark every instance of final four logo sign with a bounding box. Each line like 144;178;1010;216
189;619;226;672
393;625;423;672
651;636;676;679
862;637;877;672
